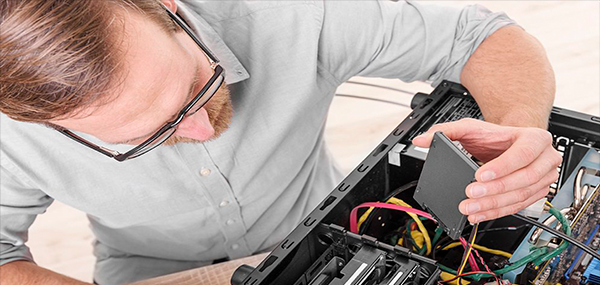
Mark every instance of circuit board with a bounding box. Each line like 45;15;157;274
529;183;600;285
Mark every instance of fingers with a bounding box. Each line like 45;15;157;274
467;187;549;223
459;169;557;222
465;146;562;198
412;118;560;223
474;128;553;182
411;118;488;147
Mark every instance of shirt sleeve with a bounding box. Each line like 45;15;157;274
317;0;517;86
0;159;53;265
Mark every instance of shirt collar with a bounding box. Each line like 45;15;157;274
176;1;250;85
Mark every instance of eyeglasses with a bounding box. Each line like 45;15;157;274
57;6;225;162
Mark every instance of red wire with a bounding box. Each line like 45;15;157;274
350;202;435;233
459;237;480;272
468;243;500;285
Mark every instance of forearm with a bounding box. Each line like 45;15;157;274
0;260;91;285
460;25;555;129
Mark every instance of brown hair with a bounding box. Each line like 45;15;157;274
0;0;177;122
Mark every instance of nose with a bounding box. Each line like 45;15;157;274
174;107;215;141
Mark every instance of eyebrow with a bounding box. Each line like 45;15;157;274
111;66;200;145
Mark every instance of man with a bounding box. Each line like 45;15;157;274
0;0;560;284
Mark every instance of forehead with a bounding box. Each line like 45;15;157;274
51;11;198;143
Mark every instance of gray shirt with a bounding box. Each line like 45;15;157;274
0;1;514;284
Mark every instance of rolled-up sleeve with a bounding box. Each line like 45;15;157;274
0;159;53;265
318;0;517;86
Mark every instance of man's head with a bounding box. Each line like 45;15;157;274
0;0;232;150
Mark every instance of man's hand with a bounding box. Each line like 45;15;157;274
412;118;562;223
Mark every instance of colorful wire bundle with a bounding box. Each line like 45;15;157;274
349;202;435;234
454;224;479;284
441;242;512;259
459;236;480;272
348;188;578;285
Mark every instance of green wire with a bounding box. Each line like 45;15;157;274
403;217;429;254
437;207;571;281
492;247;547;276
438;264;497;280
404;220;423;253
480;207;570;278
438;244;546;281
432;227;444;247
532;207;572;266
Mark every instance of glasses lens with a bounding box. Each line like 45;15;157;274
188;73;224;116
126;127;177;159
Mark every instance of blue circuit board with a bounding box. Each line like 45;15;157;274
505;148;600;284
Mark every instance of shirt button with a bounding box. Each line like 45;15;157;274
231;244;239;250
199;168;211;177
226;219;235;225
219;200;230;207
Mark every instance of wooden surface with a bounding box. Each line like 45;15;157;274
25;1;599;283
128;253;269;285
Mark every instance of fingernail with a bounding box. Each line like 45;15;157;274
466;203;481;214
469;185;487;198
480;171;496;182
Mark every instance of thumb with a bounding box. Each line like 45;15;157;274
411;130;435;147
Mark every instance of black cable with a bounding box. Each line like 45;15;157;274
383;181;419;202
512;213;600;260
358;181;418;235
345;80;415;96
334;94;410;108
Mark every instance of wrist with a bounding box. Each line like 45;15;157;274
489;109;549;129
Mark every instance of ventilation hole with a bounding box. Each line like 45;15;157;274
258;256;278;272
358;164;369;172
393;129;404;136
281;239;295;249
304;217;316;227
319;196;337;211
371;143;388;157
338;183;350;192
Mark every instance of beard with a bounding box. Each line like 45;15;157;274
162;84;233;146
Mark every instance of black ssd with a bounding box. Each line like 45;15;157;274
413;132;478;240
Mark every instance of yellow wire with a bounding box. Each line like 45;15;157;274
355;197;432;255
441;242;512;259
457;223;478;278
356;207;375;231
440;271;471;285
387;197;432;255
408;228;425;250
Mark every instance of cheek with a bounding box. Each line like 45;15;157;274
205;85;231;120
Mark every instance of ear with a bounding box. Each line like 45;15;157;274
161;0;177;13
